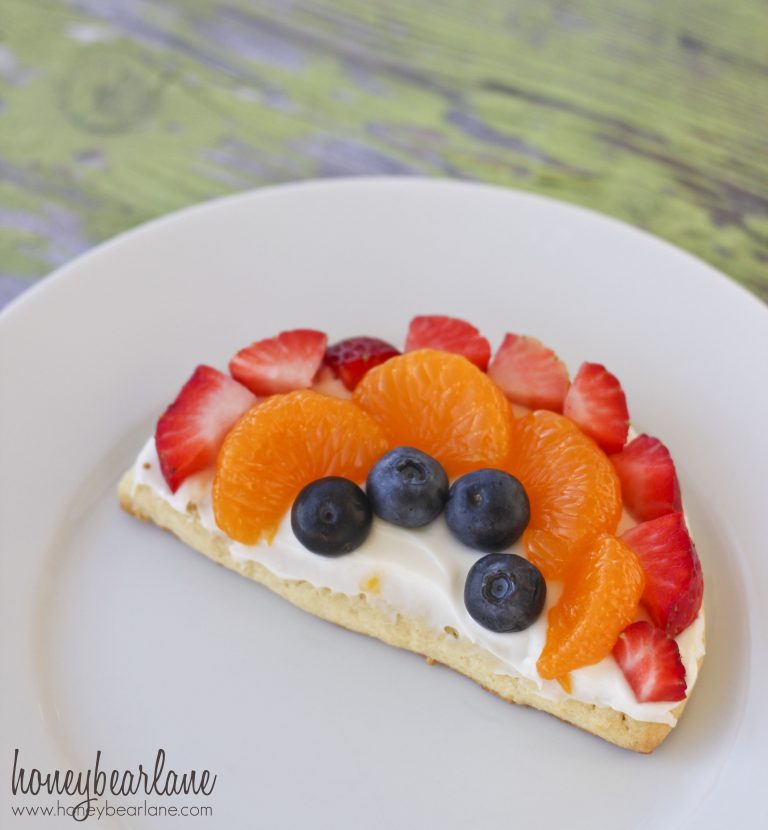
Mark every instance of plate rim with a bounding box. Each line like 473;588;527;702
2;177;765;330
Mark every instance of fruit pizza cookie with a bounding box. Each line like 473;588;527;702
119;316;704;752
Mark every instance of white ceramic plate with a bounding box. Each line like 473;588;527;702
1;179;766;830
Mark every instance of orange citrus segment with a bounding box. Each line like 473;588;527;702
556;675;573;694
537;534;645;679
505;410;622;579
353;349;512;477
213;390;389;544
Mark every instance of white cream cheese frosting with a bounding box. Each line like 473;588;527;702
130;437;705;726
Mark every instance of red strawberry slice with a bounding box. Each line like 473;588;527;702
324;336;400;391
563;362;629;453
613;621;687;703
156;365;257;492
405;315;491;370
229;329;327;395
611;434;682;522
487;334;570;411
621;512;703;636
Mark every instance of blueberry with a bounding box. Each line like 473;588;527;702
464;553;546;632
445;469;529;551
366;447;449;528
291;477;372;555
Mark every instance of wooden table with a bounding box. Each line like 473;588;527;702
1;0;766;308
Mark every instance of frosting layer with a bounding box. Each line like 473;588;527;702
131;437;704;725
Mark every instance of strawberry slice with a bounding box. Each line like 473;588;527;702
324;336;400;391
563;362;629;453
621;512;703;636
229;329;327;395
156;365;257;492
405;315;491;370
613;621;687;703
611;434;682;522
487;334;570;411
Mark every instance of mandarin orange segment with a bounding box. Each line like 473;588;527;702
505;410;622;579
352;349;512;477
537;534;645;679
212;390;389;545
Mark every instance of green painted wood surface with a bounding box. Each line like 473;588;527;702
1;0;766;306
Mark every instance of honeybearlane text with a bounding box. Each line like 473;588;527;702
11;748;216;813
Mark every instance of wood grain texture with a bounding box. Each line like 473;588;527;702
0;0;766;307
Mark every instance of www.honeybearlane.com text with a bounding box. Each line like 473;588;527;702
10;748;217;814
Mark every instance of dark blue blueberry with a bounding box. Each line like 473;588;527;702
366;447;449;528
444;469;530;551
291;477;372;555
464;553;546;632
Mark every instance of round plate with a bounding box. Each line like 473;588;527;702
1;179;766;829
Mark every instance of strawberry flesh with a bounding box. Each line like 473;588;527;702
613;620;687;703
611;434;682;522
405;315;491;370
229;329;327;395
621;512;703;636
487;333;570;411
324;336;400;391
563;362;629;453
156;365;257;492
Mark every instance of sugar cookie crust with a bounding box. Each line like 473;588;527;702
118;470;695;753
